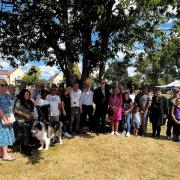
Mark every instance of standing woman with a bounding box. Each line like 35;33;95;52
14;89;36;156
122;92;133;137
0;79;15;161
108;87;122;135
150;89;168;139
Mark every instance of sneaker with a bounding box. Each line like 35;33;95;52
115;131;120;136
126;132;130;137
121;131;126;136
64;132;72;138
167;136;171;140
111;131;115;135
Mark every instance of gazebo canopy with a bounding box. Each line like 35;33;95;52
156;80;180;88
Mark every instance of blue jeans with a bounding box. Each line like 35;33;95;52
122;112;131;133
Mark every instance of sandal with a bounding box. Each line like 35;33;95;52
2;155;15;161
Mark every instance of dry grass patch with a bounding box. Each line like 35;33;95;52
0;124;179;180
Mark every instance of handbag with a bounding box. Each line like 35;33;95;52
107;108;114;116
1;113;16;125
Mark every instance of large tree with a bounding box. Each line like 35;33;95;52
104;61;128;84
0;0;177;85
135;20;180;86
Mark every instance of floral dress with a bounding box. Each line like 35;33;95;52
0;93;15;147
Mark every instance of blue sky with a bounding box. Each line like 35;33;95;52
0;3;176;80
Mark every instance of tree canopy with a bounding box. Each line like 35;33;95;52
22;66;41;86
0;0;177;85
104;61;128;84
135;20;180;86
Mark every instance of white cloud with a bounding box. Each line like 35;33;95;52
167;5;177;15
128;66;136;77
23;63;32;69
166;18;174;24
78;62;82;73
38;65;60;79
0;60;12;69
116;51;125;59
112;0;120;16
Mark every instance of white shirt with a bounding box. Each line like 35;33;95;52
70;89;82;107
80;91;94;106
46;94;61;116
129;93;136;102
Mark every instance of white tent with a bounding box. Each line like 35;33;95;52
156;80;180;88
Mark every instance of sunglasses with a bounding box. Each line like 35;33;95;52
0;84;8;87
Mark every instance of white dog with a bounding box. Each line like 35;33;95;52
32;121;63;150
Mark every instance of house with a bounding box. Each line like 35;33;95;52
0;68;24;85
48;72;64;87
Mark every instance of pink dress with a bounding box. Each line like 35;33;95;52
109;95;122;121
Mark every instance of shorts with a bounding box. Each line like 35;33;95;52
134;122;140;129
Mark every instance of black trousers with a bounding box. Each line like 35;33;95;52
94;106;107;134
61;108;71;133
152;123;161;138
80;105;94;131
166;116;174;137
14;120;33;153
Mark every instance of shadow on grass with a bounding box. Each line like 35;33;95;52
146;133;173;141
26;148;44;165
11;144;44;165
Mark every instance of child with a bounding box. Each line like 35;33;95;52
46;87;61;122
171;97;180;142
132;106;141;136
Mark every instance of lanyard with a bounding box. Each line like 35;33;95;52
112;96;117;106
72;90;79;101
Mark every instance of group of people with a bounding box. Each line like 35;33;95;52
0;78;179;161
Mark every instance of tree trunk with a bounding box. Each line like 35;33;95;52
81;24;91;82
56;53;74;86
81;60;90;82
99;61;105;81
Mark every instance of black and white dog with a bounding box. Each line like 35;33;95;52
31;121;63;150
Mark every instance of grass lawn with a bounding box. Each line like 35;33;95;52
0;123;179;180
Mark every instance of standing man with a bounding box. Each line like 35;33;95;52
93;79;110;134
166;88;180;139
70;82;82;134
135;87;152;137
80;82;94;132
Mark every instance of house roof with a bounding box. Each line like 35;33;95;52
49;73;59;81
0;70;15;76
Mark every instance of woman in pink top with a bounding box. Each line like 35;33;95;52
109;87;122;135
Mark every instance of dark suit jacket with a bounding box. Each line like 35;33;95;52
150;96;168;126
93;87;110;109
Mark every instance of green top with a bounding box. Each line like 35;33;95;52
14;100;33;121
